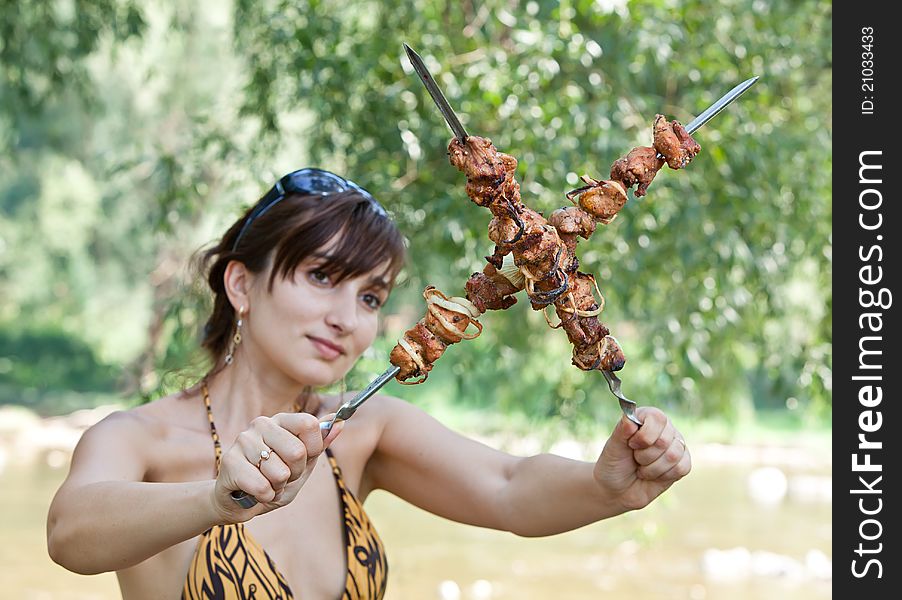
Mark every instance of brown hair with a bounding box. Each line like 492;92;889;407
199;188;406;375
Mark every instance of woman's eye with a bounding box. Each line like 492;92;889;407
309;270;331;285
362;293;383;310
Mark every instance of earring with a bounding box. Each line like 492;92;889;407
224;306;245;365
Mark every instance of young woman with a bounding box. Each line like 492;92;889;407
47;168;691;599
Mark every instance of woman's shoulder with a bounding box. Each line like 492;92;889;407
81;390;205;456
75;389;212;481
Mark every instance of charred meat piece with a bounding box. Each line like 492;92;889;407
566;271;602;313
515;227;565;282
572;334;626;371
553;271;608;348
569;322;614;369
466;180;504;207
548;207;595;274
566;176;629;224
485;244;508;269
528;268;569;309
548;206;597;240
481;262;522;295
610;146;664;197
599;335;626;371
389;342;426;381
466;269;519;313
488;216;521;247
424;302;471;344
405;322;447;365
448;137;507;182
653;114;701;169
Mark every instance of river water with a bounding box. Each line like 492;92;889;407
1;440;831;599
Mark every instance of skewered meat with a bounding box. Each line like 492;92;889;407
447;134;622;373
566;114;701;228
465;262;520;313
609;146;664;197
390;287;482;383
391;113;702;384
450;137;567;293
566;176;628;224
545;270;609;367
653;114;701;169
573;334;626;371
547;206;594;274
547;206;596;240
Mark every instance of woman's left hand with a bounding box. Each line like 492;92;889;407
593;407;691;511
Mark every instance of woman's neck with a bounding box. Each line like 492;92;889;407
203;361;319;430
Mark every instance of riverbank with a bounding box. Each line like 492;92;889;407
0;402;831;600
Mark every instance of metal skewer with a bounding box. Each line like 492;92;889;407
684;76;759;135
602;370;642;426
320;365;402;432
404;43;469;142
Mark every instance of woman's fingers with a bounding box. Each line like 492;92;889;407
290;413;326;459
637;433;689;480
259;424;310;482
222;449;278;503
221;411;347;509
626;407;668;451
235;415;316;489
632;419;676;467
622;407;691;480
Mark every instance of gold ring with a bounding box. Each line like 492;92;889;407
256;448;271;469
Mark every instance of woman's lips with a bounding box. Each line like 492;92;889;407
307;336;344;360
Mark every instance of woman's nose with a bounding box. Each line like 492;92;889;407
324;289;359;333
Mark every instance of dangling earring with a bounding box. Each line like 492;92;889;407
224;306;245;365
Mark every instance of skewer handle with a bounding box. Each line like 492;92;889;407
602;370;643;426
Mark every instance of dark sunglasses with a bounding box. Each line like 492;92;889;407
232;168;387;251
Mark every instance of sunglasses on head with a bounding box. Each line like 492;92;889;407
232;168;387;251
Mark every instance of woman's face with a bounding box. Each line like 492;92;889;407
241;252;392;388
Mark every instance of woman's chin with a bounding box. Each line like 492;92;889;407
295;366;347;389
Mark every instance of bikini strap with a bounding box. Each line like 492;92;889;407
201;379;223;476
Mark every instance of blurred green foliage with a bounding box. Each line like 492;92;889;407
1;0;831;425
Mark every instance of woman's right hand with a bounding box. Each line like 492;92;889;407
211;412;344;523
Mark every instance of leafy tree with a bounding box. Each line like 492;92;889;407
0;0;831;426
231;0;832;422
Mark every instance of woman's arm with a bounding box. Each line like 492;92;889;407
499;407;691;536
47;408;342;574
366;397;690;537
46;412;221;574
